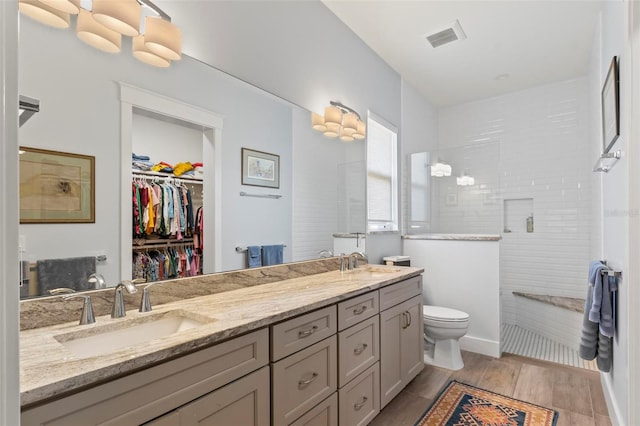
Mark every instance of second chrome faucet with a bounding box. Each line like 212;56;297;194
111;278;145;318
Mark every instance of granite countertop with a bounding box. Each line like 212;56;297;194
20;264;423;408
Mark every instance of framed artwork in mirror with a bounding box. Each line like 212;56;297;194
601;56;620;154
241;148;280;188
19;147;95;223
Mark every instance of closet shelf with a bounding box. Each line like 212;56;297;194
133;169;203;183
592;150;621;173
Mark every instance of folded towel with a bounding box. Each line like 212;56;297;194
132;153;151;161
261;245;284;266
247;246;262;268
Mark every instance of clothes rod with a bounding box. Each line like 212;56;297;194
239;191;281;199
236;245;287;253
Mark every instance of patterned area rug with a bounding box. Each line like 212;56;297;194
415;381;559;426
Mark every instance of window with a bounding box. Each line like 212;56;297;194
366;113;398;232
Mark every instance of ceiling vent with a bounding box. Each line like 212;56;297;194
425;19;467;48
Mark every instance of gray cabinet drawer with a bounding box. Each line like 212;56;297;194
271;305;337;361
338;315;379;388
272;336;337;426
379;276;422;311
288;393;337;426
338;362;380;426
337;291;379;331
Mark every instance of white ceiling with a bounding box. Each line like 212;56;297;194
322;0;603;107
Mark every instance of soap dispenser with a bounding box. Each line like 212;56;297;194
526;214;534;233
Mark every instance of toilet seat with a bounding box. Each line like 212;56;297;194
423;305;469;322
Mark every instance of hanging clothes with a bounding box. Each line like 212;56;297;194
131;177;200;240
132;245;202;283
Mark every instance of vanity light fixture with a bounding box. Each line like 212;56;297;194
18;0;72;28
430;161;452;177
19;0;182;68
456;175;475;186
311;101;366;141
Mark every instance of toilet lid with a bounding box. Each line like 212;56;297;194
423;305;469;322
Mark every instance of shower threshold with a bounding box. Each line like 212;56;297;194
501;323;597;371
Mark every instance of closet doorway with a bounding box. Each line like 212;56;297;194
119;83;223;280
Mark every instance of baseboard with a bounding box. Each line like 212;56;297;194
601;373;624;426
460;335;500;358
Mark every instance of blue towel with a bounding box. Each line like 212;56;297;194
261;245;284;266
247;246;262;268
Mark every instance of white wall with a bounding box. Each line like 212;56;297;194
438;78;592;326
292;107;342;261
0;1;20;423
400;80;439;234
19;17;293;282
592;3;630;425
403;239;501;357
132;113;204;164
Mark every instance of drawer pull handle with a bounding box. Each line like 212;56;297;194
298;372;319;388
407;311;412;327
354;396;368;410
298;325;318;338
354;343;368;355
353;305;367;315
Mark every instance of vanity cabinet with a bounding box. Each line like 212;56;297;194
21;329;269;426
379;282;423;408
22;272;424;426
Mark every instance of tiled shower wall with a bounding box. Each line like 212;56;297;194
438;78;592;325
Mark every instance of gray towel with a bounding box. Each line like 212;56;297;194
19;260;30;298
36;256;96;296
579;261;616;372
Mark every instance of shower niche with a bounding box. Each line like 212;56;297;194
503;198;534;234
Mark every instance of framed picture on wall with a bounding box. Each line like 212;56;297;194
601;56;620;154
19;147;95;223
241;148;280;188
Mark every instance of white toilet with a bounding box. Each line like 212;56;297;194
422;305;470;371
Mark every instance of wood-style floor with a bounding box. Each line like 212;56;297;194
370;351;611;426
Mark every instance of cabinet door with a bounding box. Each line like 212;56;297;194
401;295;424;385
146;366;270;426
379;295;424;409
380;302;405;408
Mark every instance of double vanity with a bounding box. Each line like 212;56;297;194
20;261;424;426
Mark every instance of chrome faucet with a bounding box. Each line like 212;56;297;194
318;249;334;258
139;282;161;313
87;273;106;289
62;294;95;325
340;253;349;272
348;252;368;270
111;279;143;318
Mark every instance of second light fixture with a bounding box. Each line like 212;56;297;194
312;101;366;142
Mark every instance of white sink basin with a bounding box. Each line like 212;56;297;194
55;311;210;359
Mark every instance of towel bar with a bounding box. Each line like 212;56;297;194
601;268;621;277
236;245;287;253
239;191;281;199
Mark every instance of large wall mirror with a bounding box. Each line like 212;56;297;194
18;14;366;299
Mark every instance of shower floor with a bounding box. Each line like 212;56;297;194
501;323;597;371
